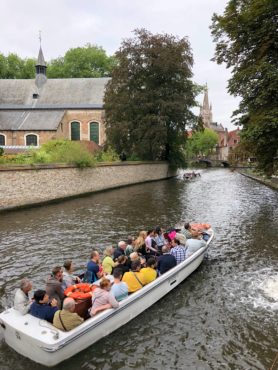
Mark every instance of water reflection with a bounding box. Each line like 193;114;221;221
0;168;277;370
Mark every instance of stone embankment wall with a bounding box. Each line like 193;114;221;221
0;162;176;211
239;169;278;191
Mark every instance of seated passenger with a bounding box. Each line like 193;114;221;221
181;222;192;239
145;229;158;255
170;238;187;264
14;278;33;315
113;241;127;261
134;231;147;256
157;246;177;274
175;233;187;247
53;297;84;331
86;251;104;283
62;260;81;290
154;227;166;253
140;257;157;284
122;260;147;293
125;236;135;257
46;266;65;309
30;289;58;323
111;268;128;301
102;246;116;275
117;255;130;275
185;230;206;258
90;278;119;316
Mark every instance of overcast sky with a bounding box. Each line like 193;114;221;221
0;0;240;130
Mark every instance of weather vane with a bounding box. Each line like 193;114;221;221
39;30;42;46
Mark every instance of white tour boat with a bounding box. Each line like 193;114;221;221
0;230;214;367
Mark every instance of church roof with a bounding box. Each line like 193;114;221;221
0;77;110;107
0;110;65;130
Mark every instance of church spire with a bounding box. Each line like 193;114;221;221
35;31;47;76
203;83;209;111
35;31;47;88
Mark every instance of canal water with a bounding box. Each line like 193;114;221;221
0;169;277;370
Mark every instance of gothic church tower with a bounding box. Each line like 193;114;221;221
200;84;213;128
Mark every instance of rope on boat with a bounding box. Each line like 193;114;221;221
269;352;278;370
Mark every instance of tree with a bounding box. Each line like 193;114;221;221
211;0;278;176
186;128;218;158
47;44;116;78
104;28;200;165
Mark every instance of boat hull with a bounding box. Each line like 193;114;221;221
0;232;213;366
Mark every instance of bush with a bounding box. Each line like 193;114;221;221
93;146;120;162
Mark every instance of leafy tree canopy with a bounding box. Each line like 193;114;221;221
211;0;278;175
47;43;116;78
0;44;115;79
186;128;218;158
0;53;36;79
104;28;201;166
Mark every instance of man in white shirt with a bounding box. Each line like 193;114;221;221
14;278;32;314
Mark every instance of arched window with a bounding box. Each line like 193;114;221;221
0;134;5;146
89;122;99;144
71;121;80;141
26;134;38;146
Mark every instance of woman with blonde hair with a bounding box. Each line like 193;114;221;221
134;230;147;255
102;246;116;275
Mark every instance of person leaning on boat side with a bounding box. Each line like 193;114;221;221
30;289;58;323
170;238;187;265
45;266;65;309
53;297;84;331
14;278;33;314
111;268;128;302
122;260;147;293
185;230;206;258
157;245;177;275
62;260;81;290
113;240;127;261
87;251;104;283
90;278;119;316
140;257;157;284
102;246;117;275
181;223;193;239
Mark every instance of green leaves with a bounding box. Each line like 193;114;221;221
211;0;278;175
47;44;116;78
104;28;199;165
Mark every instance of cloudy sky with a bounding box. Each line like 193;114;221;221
0;0;240;130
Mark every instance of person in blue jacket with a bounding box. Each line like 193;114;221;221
30;289;58;323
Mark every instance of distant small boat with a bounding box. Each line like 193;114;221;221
0;230;214;367
183;172;201;180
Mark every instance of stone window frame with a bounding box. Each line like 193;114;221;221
0;133;6;146
25;133;39;147
88;120;101;145
69;120;81;141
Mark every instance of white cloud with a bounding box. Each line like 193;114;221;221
0;0;239;130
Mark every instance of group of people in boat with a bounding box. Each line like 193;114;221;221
183;171;201;180
13;222;210;332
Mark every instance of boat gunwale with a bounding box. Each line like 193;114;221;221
38;231;214;352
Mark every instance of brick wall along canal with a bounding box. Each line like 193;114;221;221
0;168;277;370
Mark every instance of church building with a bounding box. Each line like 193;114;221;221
0;46;109;150
199;86;240;161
